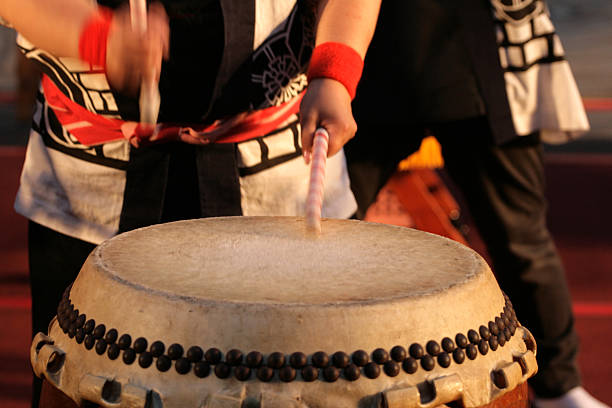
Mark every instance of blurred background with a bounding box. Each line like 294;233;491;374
0;1;610;407
545;0;612;152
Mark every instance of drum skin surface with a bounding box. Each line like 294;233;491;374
31;217;537;408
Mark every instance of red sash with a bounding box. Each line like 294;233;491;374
42;75;303;147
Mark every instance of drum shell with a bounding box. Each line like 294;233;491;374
31;217;537;408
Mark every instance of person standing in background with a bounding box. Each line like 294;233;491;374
345;1;608;407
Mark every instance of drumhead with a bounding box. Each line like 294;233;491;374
98;217;482;304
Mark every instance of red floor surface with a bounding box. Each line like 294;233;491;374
0;147;30;408
544;155;612;404
1;147;611;407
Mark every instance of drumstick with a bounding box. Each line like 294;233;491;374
129;0;160;126
305;127;329;234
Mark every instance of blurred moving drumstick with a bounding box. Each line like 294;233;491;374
129;0;160;125
305;127;330;234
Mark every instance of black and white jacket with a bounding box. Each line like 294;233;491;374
11;0;356;244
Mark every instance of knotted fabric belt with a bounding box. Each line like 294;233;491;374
41;75;303;147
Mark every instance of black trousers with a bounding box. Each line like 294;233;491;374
345;117;581;398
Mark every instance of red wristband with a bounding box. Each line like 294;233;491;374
78;7;113;71
307;42;364;99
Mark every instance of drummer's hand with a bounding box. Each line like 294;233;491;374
105;2;169;96
300;78;357;164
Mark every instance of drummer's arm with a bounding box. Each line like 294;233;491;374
299;0;381;161
0;0;95;57
315;0;380;59
1;0;169;96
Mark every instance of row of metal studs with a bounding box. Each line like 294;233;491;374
56;287;519;382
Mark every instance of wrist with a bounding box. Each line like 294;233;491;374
307;42;364;100
78;7;113;71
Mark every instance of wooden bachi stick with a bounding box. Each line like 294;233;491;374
129;0;160;126
305;127;330;234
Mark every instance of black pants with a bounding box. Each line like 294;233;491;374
345;117;581;398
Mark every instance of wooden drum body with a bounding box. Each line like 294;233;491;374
31;217;537;407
